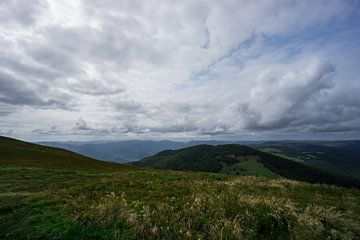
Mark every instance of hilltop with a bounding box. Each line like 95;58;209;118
134;144;360;188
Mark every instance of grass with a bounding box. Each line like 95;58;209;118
0;136;132;172
259;146;360;182
260;148;306;163
220;158;279;178
1;165;359;239
1;136;360;239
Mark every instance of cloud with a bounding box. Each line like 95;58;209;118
0;102;14;116
0;111;12;116
0;0;48;27
0;129;13;135
113;99;144;112
32;125;60;135
238;60;336;130
73;118;92;131
67;77;126;96
71;118;110;135
0;70;71;108
0;0;359;140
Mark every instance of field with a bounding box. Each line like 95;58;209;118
1;136;360;239
220;156;279;178
1;165;360;239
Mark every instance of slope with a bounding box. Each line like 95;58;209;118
256;141;360;180
134;144;360;188
0;136;132;171
1;137;360;239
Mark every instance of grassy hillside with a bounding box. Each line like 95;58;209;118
1;166;360;239
1;137;360;239
134;144;360;188
256;141;360;180
0;136;132;171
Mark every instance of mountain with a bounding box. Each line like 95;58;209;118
0;136;131;171
38;140;267;163
133;144;360;188
254;141;360;180
39;140;189;163
38;139;360;184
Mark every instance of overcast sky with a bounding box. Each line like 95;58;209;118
0;0;360;141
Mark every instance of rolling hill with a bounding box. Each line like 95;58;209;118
38;140;263;163
255;141;360;180
39;140;188;163
0;136;131;171
134;144;360;188
1;136;360;239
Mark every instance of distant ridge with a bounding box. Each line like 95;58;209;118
134;144;360;188
39;140;188;163
38;139;266;163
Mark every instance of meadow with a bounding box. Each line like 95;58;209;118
1;136;359;239
1;165;359;239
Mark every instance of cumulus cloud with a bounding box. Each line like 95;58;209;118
73;118;92;131
239;60;336;130
0;70;71;108
32;125;60;135
71;118;110;135
0;0;359;140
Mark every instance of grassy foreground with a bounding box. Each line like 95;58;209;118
1;165;359;240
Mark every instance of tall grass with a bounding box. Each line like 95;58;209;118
1;166;359;239
70;176;360;239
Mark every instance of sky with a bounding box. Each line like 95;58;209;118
0;0;360;142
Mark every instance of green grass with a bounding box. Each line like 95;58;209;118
1;136;360;239
0;136;132;172
260;148;305;163
135;144;360;188
259;146;360;182
220;157;279;178
1;165;360;239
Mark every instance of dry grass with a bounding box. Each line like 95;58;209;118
1;166;359;239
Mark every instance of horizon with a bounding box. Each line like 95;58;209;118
2;134;360;144
1;0;360;141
